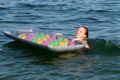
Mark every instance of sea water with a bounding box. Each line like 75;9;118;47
0;0;120;80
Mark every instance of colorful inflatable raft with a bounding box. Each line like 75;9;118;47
3;29;85;53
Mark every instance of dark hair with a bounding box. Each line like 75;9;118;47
80;26;89;38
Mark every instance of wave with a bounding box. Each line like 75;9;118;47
79;17;112;23
89;39;120;55
15;2;66;8
15;3;36;8
0;6;8;10
85;17;99;21
87;9;111;13
3;38;120;56
0;20;42;24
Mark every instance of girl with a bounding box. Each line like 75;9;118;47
72;26;89;49
56;26;90;49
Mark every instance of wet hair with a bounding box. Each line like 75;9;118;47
80;26;89;38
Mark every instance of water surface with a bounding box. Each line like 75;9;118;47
0;0;120;80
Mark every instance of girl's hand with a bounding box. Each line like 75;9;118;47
56;32;63;37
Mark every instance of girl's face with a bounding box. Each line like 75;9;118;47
76;27;86;38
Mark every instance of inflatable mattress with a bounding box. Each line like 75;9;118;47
3;29;85;53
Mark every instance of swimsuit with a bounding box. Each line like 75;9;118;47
74;40;83;45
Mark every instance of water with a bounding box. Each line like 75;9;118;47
0;0;120;80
